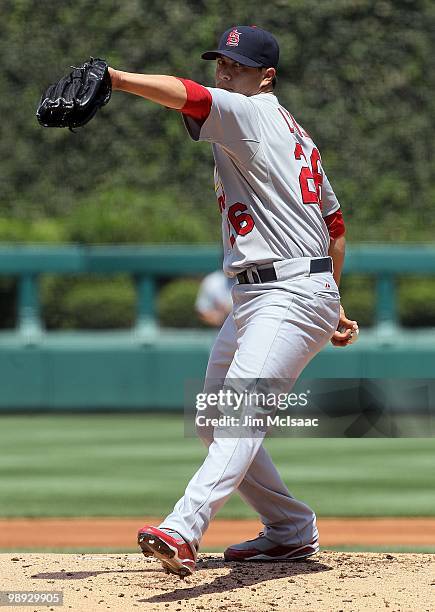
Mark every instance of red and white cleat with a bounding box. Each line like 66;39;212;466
224;532;319;562
137;525;196;578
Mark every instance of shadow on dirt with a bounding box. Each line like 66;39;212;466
32;568;151;580
141;556;333;604
31;554;333;603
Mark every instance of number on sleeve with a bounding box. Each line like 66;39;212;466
294;143;323;208
228;203;255;236
310;147;323;207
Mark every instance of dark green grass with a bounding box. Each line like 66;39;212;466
0;414;435;518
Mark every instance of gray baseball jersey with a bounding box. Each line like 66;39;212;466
184;89;340;277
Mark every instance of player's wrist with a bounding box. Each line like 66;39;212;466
108;67;121;91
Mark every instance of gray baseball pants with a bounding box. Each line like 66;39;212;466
160;259;340;551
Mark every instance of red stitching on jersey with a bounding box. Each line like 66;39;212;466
177;78;212;122
324;209;346;239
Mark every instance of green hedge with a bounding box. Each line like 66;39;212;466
0;218;66;243
38;275;435;330
65;189;219;245
40;275;136;330
39;276;204;330
157;278;203;328
398;277;435;328
339;276;376;327
39;275;204;330
3;1;434;243
0;187;219;246
1;273;435;331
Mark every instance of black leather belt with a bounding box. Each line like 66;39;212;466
236;257;332;284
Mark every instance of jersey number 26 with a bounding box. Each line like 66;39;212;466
294;143;323;209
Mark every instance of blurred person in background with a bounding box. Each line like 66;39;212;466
195;270;235;327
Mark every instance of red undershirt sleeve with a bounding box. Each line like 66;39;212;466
323;209;346;239
176;78;212;124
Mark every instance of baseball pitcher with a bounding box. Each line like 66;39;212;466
38;26;358;577
112;25;358;578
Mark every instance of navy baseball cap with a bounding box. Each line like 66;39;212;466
202;26;279;69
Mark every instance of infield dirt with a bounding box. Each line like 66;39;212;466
2;517;435;549
2;551;434;611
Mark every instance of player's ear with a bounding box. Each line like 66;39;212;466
261;67;276;89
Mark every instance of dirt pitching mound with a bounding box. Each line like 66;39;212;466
2;552;434;611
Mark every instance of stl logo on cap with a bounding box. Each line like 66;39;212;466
226;29;241;47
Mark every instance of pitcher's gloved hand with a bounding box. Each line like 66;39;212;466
36;58;111;130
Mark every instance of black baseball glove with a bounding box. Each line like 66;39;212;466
36;57;112;130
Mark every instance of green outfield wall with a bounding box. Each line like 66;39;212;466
0;245;434;411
